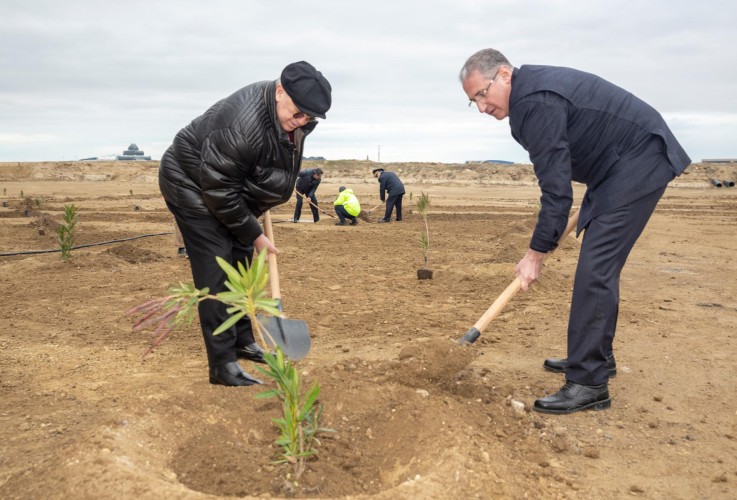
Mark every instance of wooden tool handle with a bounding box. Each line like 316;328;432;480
262;210;281;301
298;191;336;218
473;208;580;333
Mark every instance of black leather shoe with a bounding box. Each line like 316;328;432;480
350;219;359;225
533;381;611;414
209;362;263;386
335;221;347;226
236;343;270;364
543;354;617;377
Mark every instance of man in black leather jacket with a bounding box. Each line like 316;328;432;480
159;61;331;386
293;167;323;222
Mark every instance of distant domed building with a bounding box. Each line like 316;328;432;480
116;143;151;161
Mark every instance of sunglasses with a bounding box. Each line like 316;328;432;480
291;109;317;122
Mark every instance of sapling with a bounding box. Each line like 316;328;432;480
416;192;433;279
57;204;78;260
128;250;330;487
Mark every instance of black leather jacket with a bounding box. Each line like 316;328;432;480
159;80;316;243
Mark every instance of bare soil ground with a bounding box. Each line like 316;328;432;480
0;160;736;499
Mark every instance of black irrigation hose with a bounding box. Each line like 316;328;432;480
0;232;173;257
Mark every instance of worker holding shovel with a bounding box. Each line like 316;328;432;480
459;48;690;414
159;61;332;387
293;167;323;223
373;168;405;223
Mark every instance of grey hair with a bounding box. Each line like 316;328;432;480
459;48;512;82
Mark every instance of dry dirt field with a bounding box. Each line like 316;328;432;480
1;160;736;499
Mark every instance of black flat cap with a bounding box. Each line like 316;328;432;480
372;168;384;174
281;61;332;119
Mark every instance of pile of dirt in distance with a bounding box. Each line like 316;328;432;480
103;243;166;264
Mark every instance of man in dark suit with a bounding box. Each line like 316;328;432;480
293;168;323;222
459;48;690;414
373;168;406;223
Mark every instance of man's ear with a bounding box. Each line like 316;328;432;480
275;83;284;102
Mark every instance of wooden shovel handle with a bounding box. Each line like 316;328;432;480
297;191;336;218
472;208;580;333
262;210;281;301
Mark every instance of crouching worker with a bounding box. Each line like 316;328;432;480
333;186;361;226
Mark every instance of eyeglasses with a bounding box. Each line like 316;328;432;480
468;69;500;107
291;108;317;122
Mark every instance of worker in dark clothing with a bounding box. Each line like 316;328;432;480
460;48;690;414
159;61;332;387
373;168;405;223
293;168;323;222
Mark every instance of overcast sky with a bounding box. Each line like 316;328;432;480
1;0;735;164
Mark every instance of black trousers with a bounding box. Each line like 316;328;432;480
383;193;404;221
166;202;255;368
566;185;667;385
294;192;319;222
334;204;357;223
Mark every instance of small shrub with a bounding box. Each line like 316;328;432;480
128;250;330;487
57;204;78;260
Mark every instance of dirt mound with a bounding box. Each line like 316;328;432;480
103;243;166;264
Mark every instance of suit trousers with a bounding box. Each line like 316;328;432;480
565;185;667;386
166;202;255;369
383;193;404;222
294;192;319;222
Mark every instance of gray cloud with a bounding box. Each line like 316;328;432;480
1;0;735;162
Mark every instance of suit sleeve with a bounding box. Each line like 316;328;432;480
513;96;573;252
378;176;387;202
307;178;320;198
199;127;263;244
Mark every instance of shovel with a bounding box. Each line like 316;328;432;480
296;191;336;219
358;202;384;222
257;210;311;360
459;208;580;345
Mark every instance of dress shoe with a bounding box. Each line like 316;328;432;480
350;219;359;225
377;219;389;223
236;343;270;364
335;221;347;226
543;354;617;377
533;381;611;414
209;361;263;386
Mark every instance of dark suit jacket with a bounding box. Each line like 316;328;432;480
508;65;691;252
378;171;405;201
295;168;322;197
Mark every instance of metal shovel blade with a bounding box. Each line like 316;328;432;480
257;313;311;361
